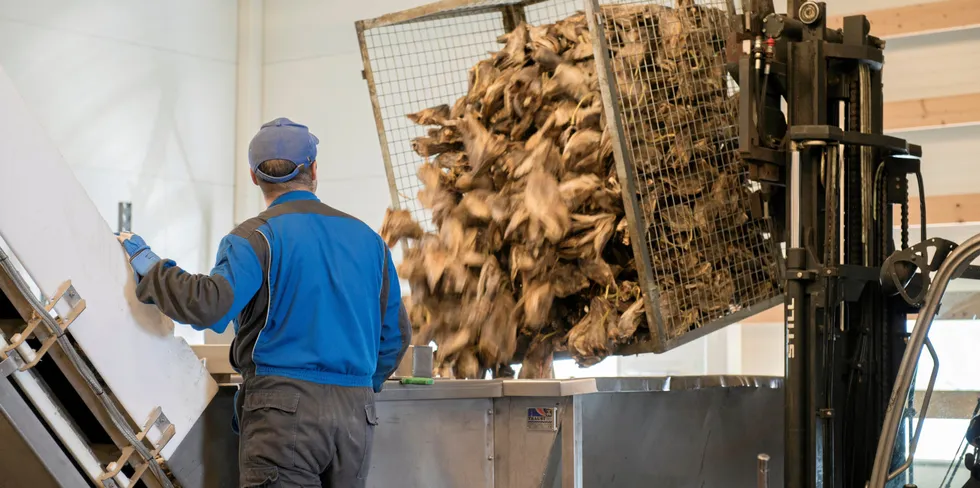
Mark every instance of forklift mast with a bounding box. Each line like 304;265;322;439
736;1;924;486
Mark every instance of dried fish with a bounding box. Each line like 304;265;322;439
434;151;465;170
561;213;616;260
494;23;529;69
412;136;460;158
551;263;591;298
567;297;617;366
522;281;555;332
662;203;697;232
457;117;504;184
455;190;493;224
408;105;451;126
559;173;603;211
380;208;423;247
531;46;562;72
579;257;615;288
386;6;778;377
609;299;644;344
562;129;601;172
455;349;484;379
519;333;558;379
514;138;561;178
525;170;571;245
544;63;595;102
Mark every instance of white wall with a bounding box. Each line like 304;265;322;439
0;1;239;343
262;0;436;231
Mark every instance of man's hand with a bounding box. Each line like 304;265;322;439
115;233;162;278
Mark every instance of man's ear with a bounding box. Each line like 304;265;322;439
310;161;318;181
250;171;259;186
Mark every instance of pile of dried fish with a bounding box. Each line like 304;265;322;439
381;4;778;379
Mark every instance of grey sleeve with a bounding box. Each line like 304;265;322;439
134;233;265;332
135;260;236;331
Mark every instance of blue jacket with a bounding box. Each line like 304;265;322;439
135;191;410;391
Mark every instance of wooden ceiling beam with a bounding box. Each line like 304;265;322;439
900;193;980;227
885;93;980;133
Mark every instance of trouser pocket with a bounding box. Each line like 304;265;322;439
241;389;301;468
242;466;280;487
356;403;380;480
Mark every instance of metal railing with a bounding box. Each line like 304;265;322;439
870;232;980;487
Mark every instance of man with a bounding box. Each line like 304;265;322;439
117;117;410;487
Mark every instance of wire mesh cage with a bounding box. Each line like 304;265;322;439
357;0;783;364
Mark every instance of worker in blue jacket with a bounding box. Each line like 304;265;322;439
116;117;411;487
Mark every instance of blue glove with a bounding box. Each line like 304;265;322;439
115;233;162;279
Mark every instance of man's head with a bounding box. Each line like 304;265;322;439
248;118;319;196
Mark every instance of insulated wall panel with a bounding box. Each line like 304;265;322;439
0;66;217;460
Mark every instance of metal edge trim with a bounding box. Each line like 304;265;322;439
359;0;517;30
584;0;669;350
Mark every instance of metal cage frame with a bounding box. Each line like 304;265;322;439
356;0;784;355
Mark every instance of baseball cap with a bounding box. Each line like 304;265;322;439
248;117;320;183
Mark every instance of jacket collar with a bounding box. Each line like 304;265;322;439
269;190;319;207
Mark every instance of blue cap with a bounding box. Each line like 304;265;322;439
248;117;320;183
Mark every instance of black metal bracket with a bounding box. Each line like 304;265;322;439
880;238;980;307
788;126;922;156
885;158;920;205
823;43;883;68
117;202;132;234
881;238;952;306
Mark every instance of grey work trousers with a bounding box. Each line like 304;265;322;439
235;375;378;487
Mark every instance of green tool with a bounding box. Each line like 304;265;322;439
400;377;434;385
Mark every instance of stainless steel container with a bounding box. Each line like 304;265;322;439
169;376;784;488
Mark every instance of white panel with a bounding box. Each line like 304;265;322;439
892;125;980;197
706;324;742;374
553;357;620;378
884;30;980;101
0;6;238;299
618;339;708;376
0;0;237;62
912;320;980;391
63;171;234;283
264;55;389;183
263;0;432;63
235;0;267;225
740;324;784;376
0;68;217;460
0;20;237;187
316;176;393;230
